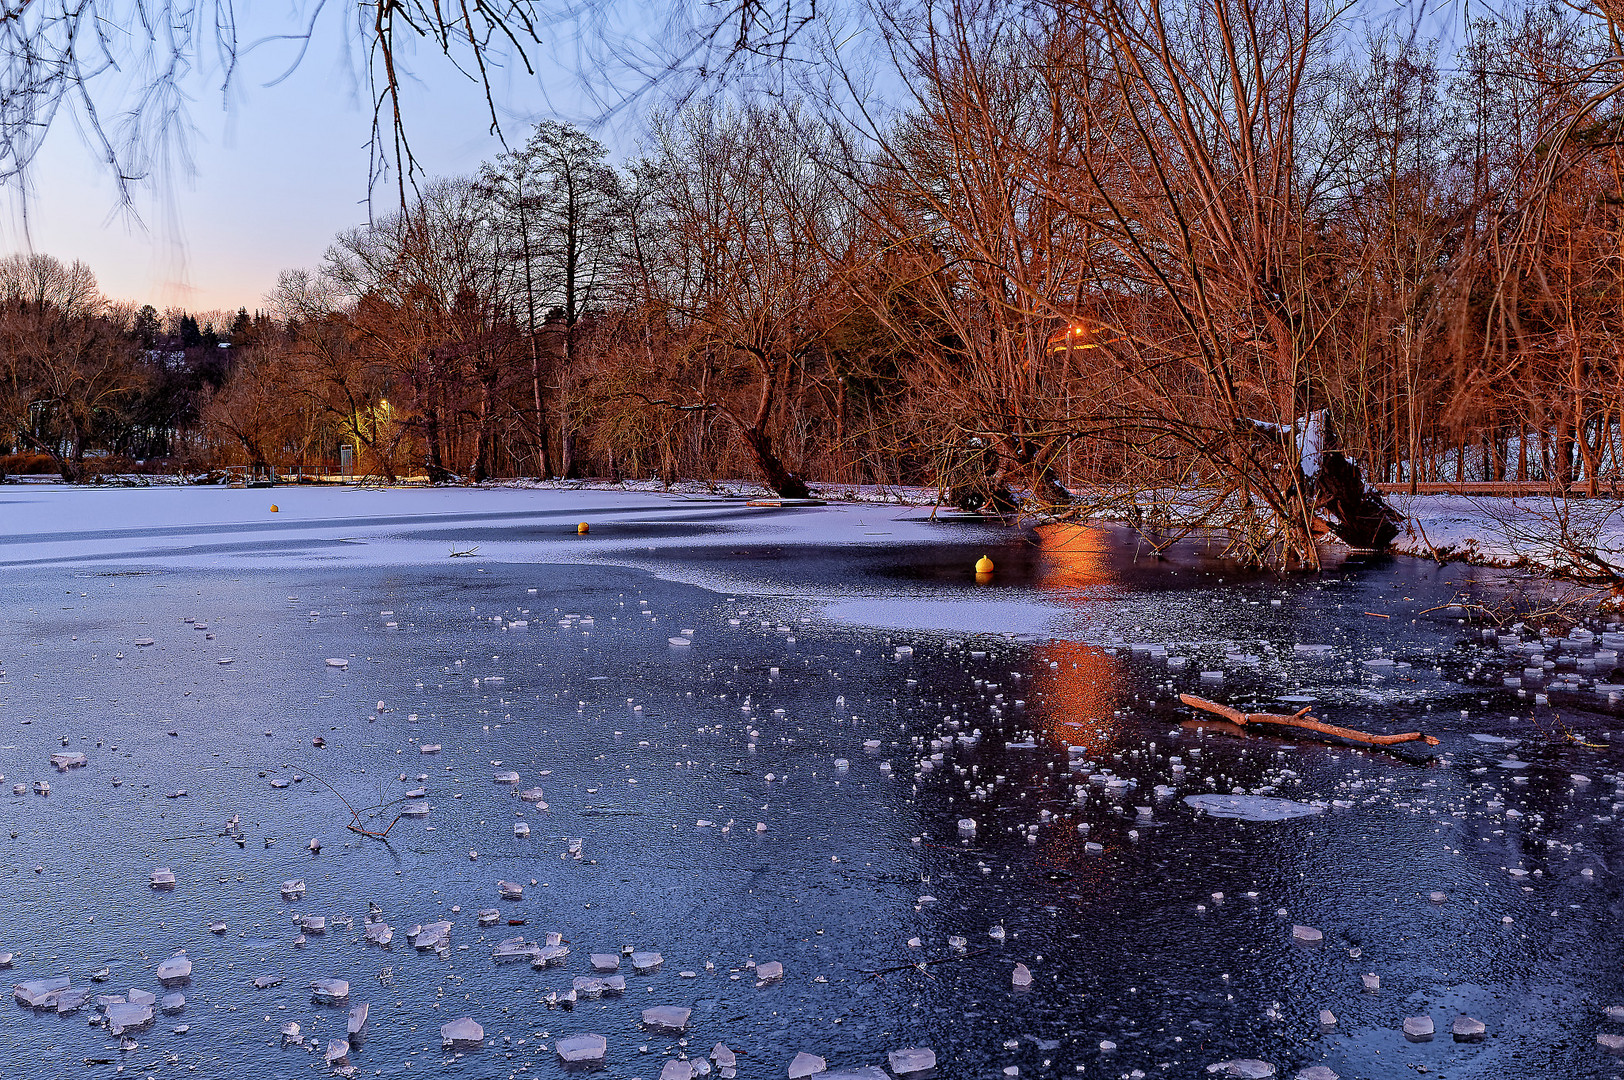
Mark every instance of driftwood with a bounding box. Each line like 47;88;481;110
1179;694;1440;747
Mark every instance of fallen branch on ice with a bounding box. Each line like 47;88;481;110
1179;694;1439;747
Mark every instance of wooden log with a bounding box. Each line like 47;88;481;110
1179;694;1439;747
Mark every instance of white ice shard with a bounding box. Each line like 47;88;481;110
281;880;305;899
756;961;784;981
497;880;524;900
888;1047;937;1075
556;1033;607;1065
1451;1015;1485;1039
325;1039;350;1064
518;787;547;802
149;868;176;889
325;658;349;668
156;956;191;984
1403;1015;1434;1040
1185;794;1323;821
311;978;350;1002
591;953;621;972
514;822;530;837
50;752;86;771
1205;1062;1275;1078
788;1051;827;1078
642;1005;691;1032
13;976;70;1007
493;938;540;963
440;1017;484;1048
365;923;394;946
348;1002;369;1036
494;771;521;783
1012;963;1032;987
1291;926;1323;944
160;993;185;1014
105;1002;154;1034
631;951;663;973
661;1061;695;1080
301;916;326;933
413;921;452;950
128;989;156;1005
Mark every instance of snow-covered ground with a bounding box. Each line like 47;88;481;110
1392;492;1624;578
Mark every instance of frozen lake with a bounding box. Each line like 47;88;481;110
1;486;1622;1079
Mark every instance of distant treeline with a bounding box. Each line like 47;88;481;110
5;0;1624;561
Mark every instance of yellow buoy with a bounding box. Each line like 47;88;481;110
974;555;994;575
270;504;279;512
577;522;589;534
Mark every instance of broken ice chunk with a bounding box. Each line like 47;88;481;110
713;1044;738;1068
591;953;621;972
160;993;184;1014
756;961;784;982
325;658;349;668
149;868;176;890
493;938;540;963
280;880;305;899
364;923;394;946
1451;1015;1485;1040
1205;1062;1275;1078
1403;1016;1434;1040
631;951;664;973
155;955;192;983
13;976;71;1008
1361;973;1379;991
556;1033;607;1065
54;987;89;1014
497;880;524;901
412;921;451;950
518;787;547;803
50;752;86;771
888;1047;937;1076
105;1002;154;1034
493;771;521;784
642;1005;691;1033
311;978;350;1002
1186;795;1322;821
440;1017;484;1048
325;1040;350;1065
787;1052;827;1078
300;915;326;934
1291;926;1322;945
1012;963;1032;988
1292;1069;1338;1080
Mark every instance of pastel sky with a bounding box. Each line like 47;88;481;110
1;16;646;314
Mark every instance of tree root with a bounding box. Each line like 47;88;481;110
1179;694;1439;747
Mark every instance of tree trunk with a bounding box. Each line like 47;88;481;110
740;426;810;499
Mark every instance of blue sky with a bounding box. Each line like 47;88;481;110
1;13;645;313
